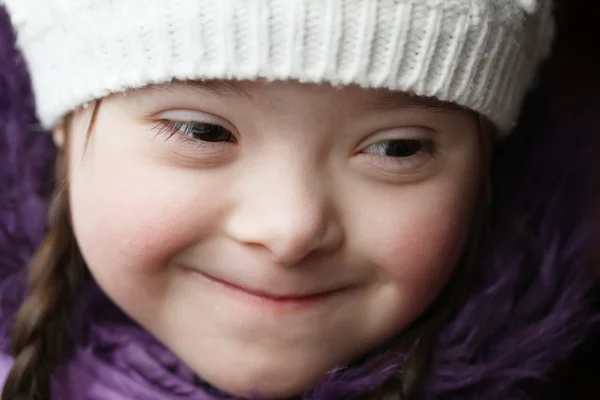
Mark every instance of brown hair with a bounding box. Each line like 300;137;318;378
0;103;490;400
0;105;98;400
368;116;492;399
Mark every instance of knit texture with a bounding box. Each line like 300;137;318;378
4;0;554;133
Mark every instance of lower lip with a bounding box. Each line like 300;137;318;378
182;269;347;312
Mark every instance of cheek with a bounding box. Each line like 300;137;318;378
72;187;192;268
357;183;477;305
73;195;187;269
376;211;468;284
69;170;227;322
68;143;224;288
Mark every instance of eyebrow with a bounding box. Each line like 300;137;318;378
364;91;468;113
152;79;253;98
151;79;467;113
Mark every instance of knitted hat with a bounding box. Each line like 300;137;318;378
4;0;554;134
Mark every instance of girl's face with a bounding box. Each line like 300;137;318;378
63;80;483;398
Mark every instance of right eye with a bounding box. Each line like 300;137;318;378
156;120;235;144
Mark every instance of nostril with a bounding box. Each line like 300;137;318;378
268;213;344;266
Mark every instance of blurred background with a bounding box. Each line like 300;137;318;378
545;0;599;397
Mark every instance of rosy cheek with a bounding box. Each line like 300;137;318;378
367;210;470;296
70;173;216;273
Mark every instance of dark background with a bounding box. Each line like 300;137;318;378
546;1;600;398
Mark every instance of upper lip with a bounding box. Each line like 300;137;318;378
186;267;353;299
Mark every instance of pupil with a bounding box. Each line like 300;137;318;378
194;124;230;142
386;140;422;157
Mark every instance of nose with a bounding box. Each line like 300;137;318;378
224;163;344;265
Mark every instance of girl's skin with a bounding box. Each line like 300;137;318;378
56;80;484;398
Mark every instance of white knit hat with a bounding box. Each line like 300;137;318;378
4;0;554;134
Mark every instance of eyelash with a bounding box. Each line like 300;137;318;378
362;139;436;159
152;120;436;164
152;120;236;148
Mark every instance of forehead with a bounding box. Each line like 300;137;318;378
146;79;470;115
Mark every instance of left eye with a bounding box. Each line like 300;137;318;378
363;139;434;158
170;121;233;143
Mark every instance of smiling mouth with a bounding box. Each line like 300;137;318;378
180;267;352;307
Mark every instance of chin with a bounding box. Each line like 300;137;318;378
186;352;338;399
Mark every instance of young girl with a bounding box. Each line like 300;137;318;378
0;1;597;399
